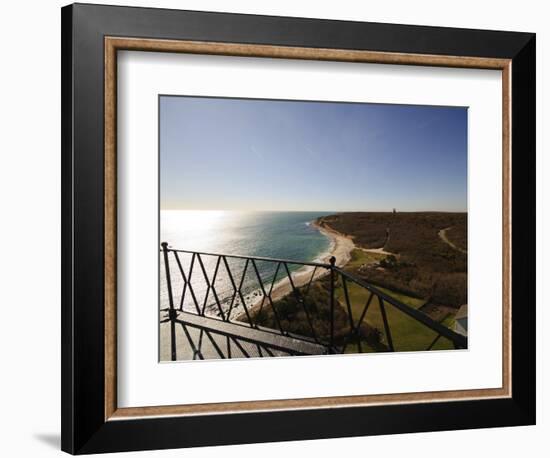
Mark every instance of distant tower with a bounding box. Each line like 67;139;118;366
393;208;396;215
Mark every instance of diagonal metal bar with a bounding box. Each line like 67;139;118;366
171;251;188;311
208;256;225;318
259;263;285;334
303;266;318;296
349;291;375;353
357;292;375;331
230;337;250;358
196;253;211;315
226;336;232;359
341;275;355;333
251;259;284;334
186;252;200;312
426;333;442;351
379;297;395;351
235;259;254;327
198;328;205;355
283;262;319;343
340;290;376;353
222;256;239;321
196;253;225;319
178;322;204;360
257;261;280;316
203;330;226;359
173;251;202;315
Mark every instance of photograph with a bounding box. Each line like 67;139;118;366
159;95;469;361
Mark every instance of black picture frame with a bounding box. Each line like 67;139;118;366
61;3;535;454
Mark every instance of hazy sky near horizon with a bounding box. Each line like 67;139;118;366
160;96;467;212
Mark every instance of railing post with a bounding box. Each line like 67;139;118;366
161;242;177;361
329;256;336;352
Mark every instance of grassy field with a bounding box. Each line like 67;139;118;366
335;276;455;352
345;249;386;269
375;285;425;309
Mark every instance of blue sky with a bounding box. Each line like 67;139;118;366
160;96;467;212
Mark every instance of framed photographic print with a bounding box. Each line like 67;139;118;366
61;3;536;454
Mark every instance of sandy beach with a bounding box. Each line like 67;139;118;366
235;218;355;319
311;219;355;267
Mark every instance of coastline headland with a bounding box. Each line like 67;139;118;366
237;210;468;319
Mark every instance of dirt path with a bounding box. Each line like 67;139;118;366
359;246;396;256
321;221;396;257
438;227;467;254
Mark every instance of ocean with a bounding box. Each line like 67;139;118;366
160;210;333;315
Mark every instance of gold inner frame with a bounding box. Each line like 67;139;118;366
104;37;512;421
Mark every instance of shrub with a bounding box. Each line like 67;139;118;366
430;273;467;307
248;282;380;344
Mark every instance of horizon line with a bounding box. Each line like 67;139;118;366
160;208;468;213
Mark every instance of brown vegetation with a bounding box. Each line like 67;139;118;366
249;280;384;349
318;212;467;308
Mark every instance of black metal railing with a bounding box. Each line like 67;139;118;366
160;242;467;361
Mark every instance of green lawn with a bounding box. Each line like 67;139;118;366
375;285;425;310
344;250;425;310
335;279;455;353
346;249;385;269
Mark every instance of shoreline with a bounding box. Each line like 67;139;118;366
235;218;355;319
310;219;355;268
